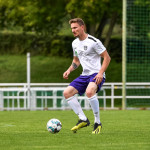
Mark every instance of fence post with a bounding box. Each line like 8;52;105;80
27;53;32;110
0;91;3;111
102;89;106;110
30;91;36;110
111;84;114;109
53;90;57;109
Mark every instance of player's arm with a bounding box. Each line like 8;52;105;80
93;50;111;84
63;56;80;79
69;56;80;72
99;50;111;75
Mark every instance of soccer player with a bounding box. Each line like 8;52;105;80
63;18;111;134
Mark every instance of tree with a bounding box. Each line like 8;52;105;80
66;0;122;48
0;0;123;53
0;0;67;35
0;0;68;53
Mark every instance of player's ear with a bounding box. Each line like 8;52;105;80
81;25;85;31
81;25;86;32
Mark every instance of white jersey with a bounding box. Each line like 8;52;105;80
72;34;106;77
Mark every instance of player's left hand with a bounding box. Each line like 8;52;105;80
93;73;103;85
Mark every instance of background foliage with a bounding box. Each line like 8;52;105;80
0;0;149;83
0;0;122;57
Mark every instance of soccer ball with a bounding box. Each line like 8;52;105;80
47;118;62;134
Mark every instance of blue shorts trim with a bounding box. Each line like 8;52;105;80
69;73;105;96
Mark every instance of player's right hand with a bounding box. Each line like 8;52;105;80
63;70;70;79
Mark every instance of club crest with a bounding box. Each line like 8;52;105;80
84;46;88;50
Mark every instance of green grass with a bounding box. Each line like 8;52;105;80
0;110;150;150
0;55;121;83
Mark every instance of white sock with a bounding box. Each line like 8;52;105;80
66;95;87;121
88;95;100;124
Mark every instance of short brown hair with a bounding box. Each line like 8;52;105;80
69;18;85;26
69;18;86;32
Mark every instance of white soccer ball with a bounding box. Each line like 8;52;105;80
47;118;62;134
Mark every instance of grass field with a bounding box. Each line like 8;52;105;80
0;110;150;150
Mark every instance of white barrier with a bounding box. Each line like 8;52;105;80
0;83;150;111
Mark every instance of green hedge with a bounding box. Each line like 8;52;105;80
0;32;122;61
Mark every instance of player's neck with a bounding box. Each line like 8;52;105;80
79;33;88;41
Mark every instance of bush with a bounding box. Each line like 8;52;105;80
50;36;74;57
0;32;36;54
107;38;122;62
0;32;122;61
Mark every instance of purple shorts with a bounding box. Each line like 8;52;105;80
69;73;105;96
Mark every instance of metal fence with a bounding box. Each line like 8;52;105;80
0;83;150;111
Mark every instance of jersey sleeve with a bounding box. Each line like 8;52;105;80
93;40;106;55
72;42;78;57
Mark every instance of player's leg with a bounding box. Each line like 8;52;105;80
86;82;101;124
63;86;87;120
86;82;103;134
63;85;78;99
63;86;89;132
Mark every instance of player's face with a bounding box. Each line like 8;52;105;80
71;23;84;37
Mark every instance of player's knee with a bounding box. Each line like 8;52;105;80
63;90;73;99
86;90;95;98
63;91;68;98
